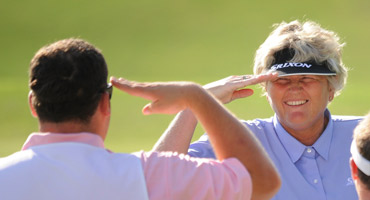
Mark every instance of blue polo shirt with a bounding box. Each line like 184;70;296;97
188;110;362;200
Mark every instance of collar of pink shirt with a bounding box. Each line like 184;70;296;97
22;132;106;151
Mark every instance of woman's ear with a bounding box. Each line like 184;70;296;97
328;87;335;102
28;91;38;118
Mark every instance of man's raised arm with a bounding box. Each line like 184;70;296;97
111;77;280;200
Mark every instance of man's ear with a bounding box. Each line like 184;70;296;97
98;93;111;117
350;158;359;180
28;91;38;118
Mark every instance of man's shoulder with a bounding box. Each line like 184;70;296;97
0;150;35;172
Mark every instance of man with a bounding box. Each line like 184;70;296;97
350;112;370;200
0;38;280;200
153;20;363;199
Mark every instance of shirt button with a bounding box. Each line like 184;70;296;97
307;148;312;153
314;179;318;184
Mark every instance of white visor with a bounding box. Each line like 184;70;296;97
351;140;370;176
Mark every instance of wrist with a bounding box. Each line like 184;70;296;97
184;84;214;111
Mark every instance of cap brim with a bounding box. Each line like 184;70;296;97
277;72;337;77
268;62;336;77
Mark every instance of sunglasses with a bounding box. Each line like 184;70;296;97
106;83;113;99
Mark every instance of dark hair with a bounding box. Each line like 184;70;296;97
357;147;370;190
29;38;108;123
354;114;370;189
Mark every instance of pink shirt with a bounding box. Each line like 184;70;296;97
21;132;252;200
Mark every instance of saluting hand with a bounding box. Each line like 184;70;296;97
110;77;205;115
203;73;278;104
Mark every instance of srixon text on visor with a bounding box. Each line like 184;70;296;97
271;63;312;70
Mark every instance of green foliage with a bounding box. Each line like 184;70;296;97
1;0;369;156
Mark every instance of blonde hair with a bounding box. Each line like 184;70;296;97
253;20;348;96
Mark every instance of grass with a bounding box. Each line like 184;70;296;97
1;0;369;156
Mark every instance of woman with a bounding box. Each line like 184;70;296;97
153;20;363;200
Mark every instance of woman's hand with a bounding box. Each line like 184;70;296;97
203;73;278;104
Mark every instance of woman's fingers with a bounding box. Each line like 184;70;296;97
231;89;254;101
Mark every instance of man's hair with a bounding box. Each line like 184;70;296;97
354;113;370;189
253;20;348;96
29;38;108;123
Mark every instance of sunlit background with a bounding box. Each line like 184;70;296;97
1;0;369;156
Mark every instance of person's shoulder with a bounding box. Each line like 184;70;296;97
136;150;196;161
240;117;274;128
133;150;182;161
331;115;363;123
330;115;363;138
240;117;275;141
0;150;34;170
101;150;144;165
331;115;363;131
135;150;221;168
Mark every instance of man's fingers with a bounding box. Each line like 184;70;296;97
110;77;135;93
110;77;156;100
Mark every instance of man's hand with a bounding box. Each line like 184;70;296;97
204;73;278;104
110;77;203;115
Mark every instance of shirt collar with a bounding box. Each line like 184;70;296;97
22;132;106;150
273;109;333;163
312;109;333;160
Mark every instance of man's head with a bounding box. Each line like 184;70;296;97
29;38;109;124
254;20;347;97
350;113;370;194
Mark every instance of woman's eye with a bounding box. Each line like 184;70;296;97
301;77;315;82
275;78;290;84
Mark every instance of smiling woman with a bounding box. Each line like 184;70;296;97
266;75;333;145
152;20;363;200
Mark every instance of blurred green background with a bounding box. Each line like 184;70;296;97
1;0;369;157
